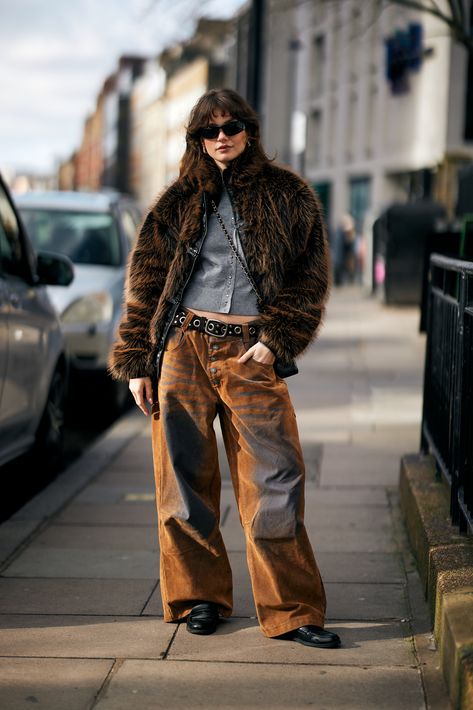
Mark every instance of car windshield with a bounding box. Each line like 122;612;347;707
19;209;121;267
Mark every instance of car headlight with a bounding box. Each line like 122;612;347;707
61;292;113;324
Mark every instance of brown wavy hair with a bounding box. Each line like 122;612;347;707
179;88;270;181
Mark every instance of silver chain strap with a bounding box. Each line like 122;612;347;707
210;199;263;304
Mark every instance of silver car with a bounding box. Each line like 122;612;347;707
0;174;74;469
16;190;142;413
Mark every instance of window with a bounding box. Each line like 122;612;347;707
0;185;23;276
346;91;358;162
329;98;338;164
349;177;371;234
348;7;361;82
311;35;326;97
306;110;323;167
365;84;377;158
331;16;341;88
312;182;331;225
19;209;121;267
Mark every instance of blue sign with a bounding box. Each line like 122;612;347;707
385;22;424;94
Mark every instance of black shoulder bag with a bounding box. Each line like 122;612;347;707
211;200;299;379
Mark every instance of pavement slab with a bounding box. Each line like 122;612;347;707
141;587;164;616
320;445;406;487
317;551;404;583
25;524;158;550
0;657;112;710
307;527;398;553
2;548;159;579
167;618;415;668
350;426;421;451
93;659;425;710
0;615;174;659
0;519;42;566
55;502;157;526
301;505;393;530
0;578;156;615
325;582;407;621
304;486;390;506
97;470;155;486
73;483;155;505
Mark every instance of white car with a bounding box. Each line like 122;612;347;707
16;190;142;413
0;174;74;470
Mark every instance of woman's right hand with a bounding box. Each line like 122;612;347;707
129;377;153;416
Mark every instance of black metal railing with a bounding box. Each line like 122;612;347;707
421;253;473;535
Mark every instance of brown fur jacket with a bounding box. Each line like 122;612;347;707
108;151;330;381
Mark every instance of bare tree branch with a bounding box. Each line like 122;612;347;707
139;0;237;21
429;0;447;17
378;0;456;26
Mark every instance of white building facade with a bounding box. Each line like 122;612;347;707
131;59;167;209
261;0;473;248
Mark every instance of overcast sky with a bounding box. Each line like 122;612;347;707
1;0;246;176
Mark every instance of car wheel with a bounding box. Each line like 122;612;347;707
34;367;66;474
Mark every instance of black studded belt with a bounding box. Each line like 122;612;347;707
172;309;259;338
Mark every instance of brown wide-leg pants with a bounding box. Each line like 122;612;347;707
151;323;326;637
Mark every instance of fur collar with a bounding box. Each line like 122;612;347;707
152;148;266;220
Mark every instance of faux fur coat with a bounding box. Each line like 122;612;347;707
108;150;330;382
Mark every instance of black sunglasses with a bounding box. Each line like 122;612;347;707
200;119;246;140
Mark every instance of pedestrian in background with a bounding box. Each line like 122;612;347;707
109;88;340;649
332;212;358;286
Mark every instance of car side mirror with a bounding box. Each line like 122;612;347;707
36;251;74;286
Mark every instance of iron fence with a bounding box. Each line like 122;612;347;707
421;253;473;535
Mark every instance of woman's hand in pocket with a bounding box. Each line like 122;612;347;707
129;377;153;415
238;341;275;365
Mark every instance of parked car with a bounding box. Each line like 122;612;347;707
0;173;74;470
15;190;143;413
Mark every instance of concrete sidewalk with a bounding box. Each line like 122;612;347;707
0;287;450;709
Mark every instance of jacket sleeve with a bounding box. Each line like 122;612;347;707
108;208;174;381
257;185;331;362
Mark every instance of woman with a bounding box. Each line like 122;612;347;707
109;88;340;649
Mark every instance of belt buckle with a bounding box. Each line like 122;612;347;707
204;318;228;337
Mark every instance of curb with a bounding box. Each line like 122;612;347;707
399;453;473;710
0;407;147;570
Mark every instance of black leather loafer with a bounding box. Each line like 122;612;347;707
186;603;220;635
282;625;341;648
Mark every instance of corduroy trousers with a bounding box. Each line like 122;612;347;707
151;319;326;637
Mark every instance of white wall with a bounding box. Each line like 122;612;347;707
131;59;167;208
165;57;208;183
261;0;472;237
